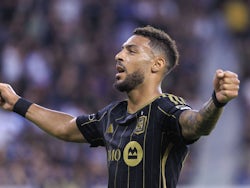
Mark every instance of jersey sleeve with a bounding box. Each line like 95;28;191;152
76;104;111;147
158;94;195;144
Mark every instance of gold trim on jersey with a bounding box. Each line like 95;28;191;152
125;104;151;188
126;95;161;114
127;118;138;187
80;111;107;126
114;126;129;188
165;93;186;105
107;125;121;167
158;106;176;119
142;103;152;188
161;143;174;188
115;115;125;122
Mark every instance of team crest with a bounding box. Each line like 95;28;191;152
134;116;147;135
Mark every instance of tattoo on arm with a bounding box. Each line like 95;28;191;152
180;98;223;140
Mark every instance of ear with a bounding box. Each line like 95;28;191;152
151;57;166;73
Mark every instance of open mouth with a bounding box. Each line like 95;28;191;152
116;65;125;73
115;64;126;80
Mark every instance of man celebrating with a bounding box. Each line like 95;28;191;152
0;26;240;188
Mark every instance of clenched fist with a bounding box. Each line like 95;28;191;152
213;69;240;104
0;83;20;111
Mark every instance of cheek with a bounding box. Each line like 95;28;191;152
134;62;151;74
125;56;151;73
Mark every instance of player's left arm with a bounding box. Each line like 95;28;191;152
179;69;240;140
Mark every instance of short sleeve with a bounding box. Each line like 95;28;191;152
76;102;116;147
76;114;105;147
158;94;193;144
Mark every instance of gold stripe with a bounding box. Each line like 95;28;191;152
181;151;189;171
158;106;176;119
161;93;167;98
115;115;125;121
142;104;151;188
106;103;123;166
159;133;165;187
127;134;133;188
127;95;160;114
81;101;121;126
161;143;174;188
80;111;107;126
127;164;130;188
127;113;140;188
107;125;120;168
114;126;128;188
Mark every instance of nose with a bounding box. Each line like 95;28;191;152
115;50;123;62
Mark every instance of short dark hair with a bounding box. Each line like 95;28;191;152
133;25;179;74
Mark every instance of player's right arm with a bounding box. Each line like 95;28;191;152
0;83;86;143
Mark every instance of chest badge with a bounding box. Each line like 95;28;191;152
134;115;147;135
123;141;143;167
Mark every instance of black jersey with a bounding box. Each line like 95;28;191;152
76;94;195;188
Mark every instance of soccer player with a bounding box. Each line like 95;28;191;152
0;26;240;188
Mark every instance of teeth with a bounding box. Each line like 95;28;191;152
117;66;124;73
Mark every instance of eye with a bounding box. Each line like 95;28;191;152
128;49;137;54
124;45;138;55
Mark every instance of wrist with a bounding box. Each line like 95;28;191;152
13;98;33;117
212;91;227;108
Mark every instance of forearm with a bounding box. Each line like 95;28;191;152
180;98;223;140
180;70;240;140
25;104;75;139
9;98;85;143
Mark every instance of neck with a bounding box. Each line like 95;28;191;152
126;85;162;114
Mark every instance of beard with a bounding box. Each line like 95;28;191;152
114;70;145;92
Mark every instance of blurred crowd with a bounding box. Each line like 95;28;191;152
0;0;249;187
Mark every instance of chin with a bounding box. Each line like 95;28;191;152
115;79;123;85
113;81;127;92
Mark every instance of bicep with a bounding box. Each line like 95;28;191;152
62;117;87;143
179;109;202;140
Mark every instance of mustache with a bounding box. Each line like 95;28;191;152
116;61;127;71
116;61;124;67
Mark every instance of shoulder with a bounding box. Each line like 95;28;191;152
99;100;127;116
77;100;126;125
155;93;191;112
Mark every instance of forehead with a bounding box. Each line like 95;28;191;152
122;35;151;49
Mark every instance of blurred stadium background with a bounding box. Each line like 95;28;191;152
0;0;249;187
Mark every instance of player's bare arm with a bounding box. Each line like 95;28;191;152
25;104;85;142
0;83;86;143
179;99;222;140
179;69;240;140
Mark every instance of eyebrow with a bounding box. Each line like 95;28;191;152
122;43;156;58
122;44;138;50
